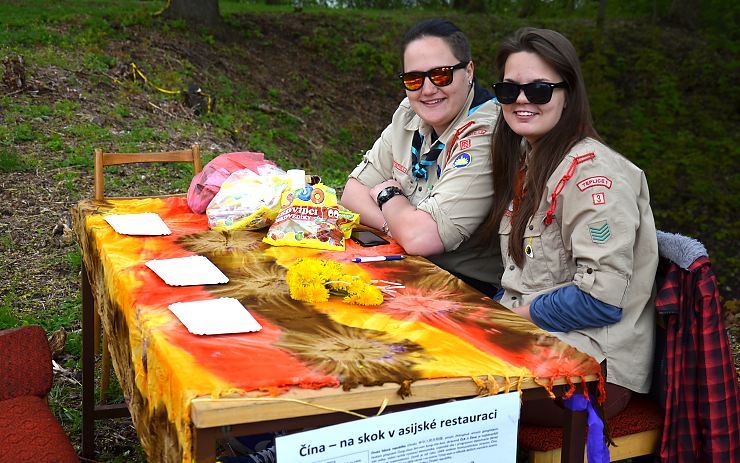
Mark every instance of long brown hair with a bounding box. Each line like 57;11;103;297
478;27;600;266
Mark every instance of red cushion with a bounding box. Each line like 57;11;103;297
518;395;662;452
0;326;52;401
0;395;79;463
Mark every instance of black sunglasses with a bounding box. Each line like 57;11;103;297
399;62;468;91
492;81;567;105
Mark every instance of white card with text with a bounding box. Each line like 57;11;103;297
276;391;520;463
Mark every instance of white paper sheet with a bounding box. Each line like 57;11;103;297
145;255;229;286
104;212;171;236
169;298;262;335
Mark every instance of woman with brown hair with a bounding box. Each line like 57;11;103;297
480;27;658;423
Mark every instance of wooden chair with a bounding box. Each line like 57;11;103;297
94;144;202;200
93;144;202;402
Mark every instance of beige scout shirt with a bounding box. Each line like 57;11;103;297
498;138;658;393
349;86;502;285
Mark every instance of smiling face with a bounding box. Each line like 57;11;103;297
501;51;566;145
403;36;473;135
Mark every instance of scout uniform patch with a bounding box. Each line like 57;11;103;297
589;219;611;243
453;152;471;168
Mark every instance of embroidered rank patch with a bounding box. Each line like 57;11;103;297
592;192;606;205
577;176;613;191
452;152;471;168
459;139;471;150
393;160;408;174
589;220;611;243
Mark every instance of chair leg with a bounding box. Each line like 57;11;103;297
100;333;110;403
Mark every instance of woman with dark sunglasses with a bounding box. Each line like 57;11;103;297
340;18;502;296
478;27;658;424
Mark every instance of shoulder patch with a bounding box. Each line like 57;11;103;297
592;192;606;205
588;219;611;243
393;160;408;174
577;176;613;191
458;139;471;150
452;153;471;168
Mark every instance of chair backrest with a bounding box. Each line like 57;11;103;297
0;326;53;400
94;144;202;200
654;230;740;462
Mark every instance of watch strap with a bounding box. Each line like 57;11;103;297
376;186;404;209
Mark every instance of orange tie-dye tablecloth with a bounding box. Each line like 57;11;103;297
72;197;601;463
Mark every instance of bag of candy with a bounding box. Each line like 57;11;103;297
263;183;359;251
206;164;291;231
187;151;275;214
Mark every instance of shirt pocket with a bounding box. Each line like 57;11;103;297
521;214;570;291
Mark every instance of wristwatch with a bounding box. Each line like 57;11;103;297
376;186;404;209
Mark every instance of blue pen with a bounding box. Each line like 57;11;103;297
351;255;406;263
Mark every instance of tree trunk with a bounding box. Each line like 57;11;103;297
668;0;698;28
162;0;222;28
597;0;607;29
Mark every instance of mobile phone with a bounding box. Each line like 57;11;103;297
351;230;390;247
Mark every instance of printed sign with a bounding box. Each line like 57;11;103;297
276;392;520;463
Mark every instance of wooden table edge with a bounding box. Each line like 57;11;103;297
191;375;599;428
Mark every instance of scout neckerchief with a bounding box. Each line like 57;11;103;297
410;130;443;180
409;81;494;180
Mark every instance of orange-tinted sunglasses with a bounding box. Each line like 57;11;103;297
399;62;468;91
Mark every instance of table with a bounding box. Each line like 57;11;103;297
72;197;602;463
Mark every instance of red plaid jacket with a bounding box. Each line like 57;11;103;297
655;254;740;462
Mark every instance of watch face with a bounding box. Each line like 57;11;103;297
377;186;403;208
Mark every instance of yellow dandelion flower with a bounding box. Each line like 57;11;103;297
286;257;383;306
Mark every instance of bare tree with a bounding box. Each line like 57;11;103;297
161;0;222;28
668;0;698;28
597;0;607;29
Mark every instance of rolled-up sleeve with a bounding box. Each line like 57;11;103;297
350;101;413;188
349;122;394;188
560;155;640;307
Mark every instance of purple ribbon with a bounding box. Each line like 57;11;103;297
563;393;610;463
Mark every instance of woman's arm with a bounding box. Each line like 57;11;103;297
340;178;387;232
527;285;622;331
369;180;444;256
341;178;445;256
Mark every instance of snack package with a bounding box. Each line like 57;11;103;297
187;151;276;214
206;164;291;231
263;183;359;251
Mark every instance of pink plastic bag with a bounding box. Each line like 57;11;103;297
187;152;276;213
